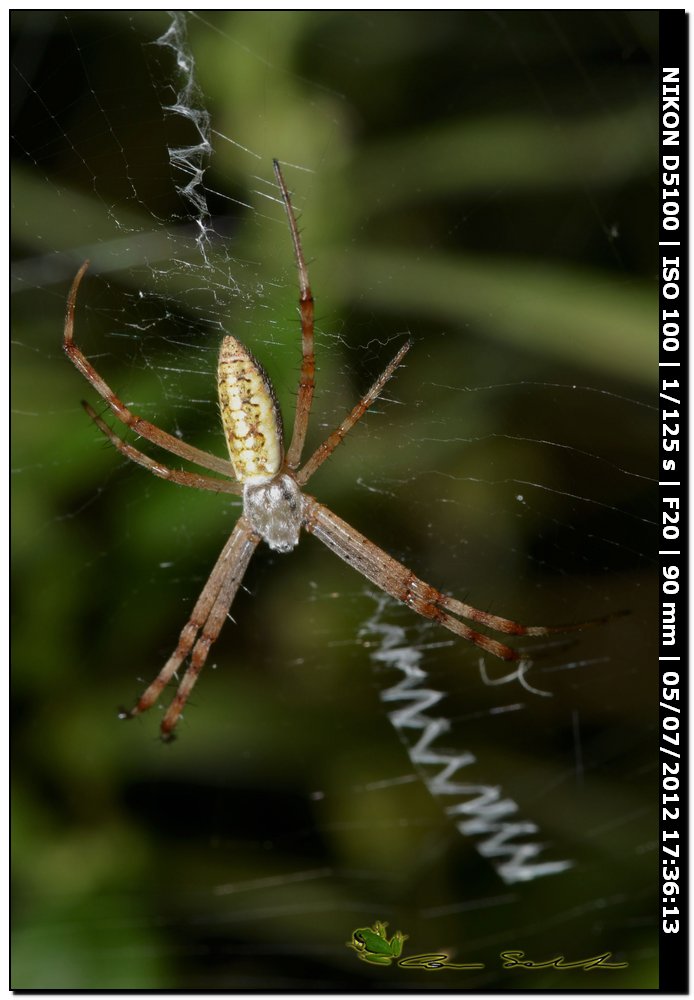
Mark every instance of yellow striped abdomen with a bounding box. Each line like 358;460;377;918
218;336;284;483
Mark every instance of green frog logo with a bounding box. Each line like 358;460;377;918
347;921;408;966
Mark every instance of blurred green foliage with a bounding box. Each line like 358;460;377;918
12;11;658;989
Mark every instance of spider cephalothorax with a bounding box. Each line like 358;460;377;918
64;159;607;741
243;476;303;553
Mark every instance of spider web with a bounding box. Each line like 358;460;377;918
12;11;658;990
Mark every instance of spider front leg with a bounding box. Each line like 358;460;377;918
302;497;610;659
124;518;259;740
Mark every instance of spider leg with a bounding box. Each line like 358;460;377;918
436;592;617;638
158;536;257;740
64;261;239;480
82;401;241;495
273;161;315;470
297;339;412;486
124;517;259;739
302;497;607;661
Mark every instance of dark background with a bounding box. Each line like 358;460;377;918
12;11;658;989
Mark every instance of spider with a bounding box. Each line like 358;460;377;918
64;160;605;741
